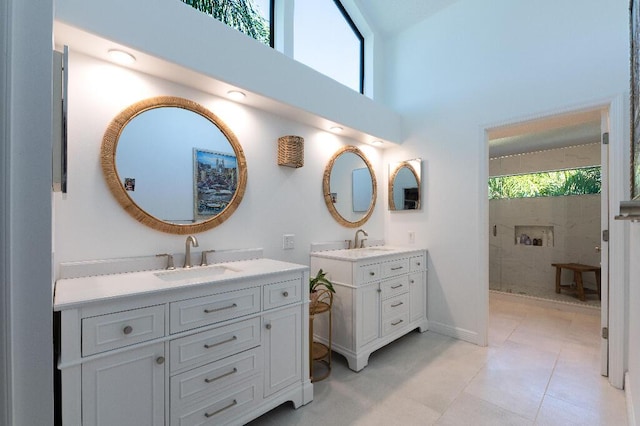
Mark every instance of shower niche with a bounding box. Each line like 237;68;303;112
514;225;554;247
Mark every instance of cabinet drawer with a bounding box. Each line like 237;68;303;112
381;258;410;278
381;293;409;321
410;254;426;272
263;279;302;310
380;276;409;299
170;317;260;373
171;375;262;426
381;311;410;337
170;347;262;409
358;263;381;283
82;305;165;356
382;290;410;338
170;287;260;334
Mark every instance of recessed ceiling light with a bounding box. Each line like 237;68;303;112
227;90;246;101
330;126;343;133
371;140;383;146
107;49;136;65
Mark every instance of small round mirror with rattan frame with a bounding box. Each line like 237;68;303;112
323;145;377;228
389;160;421;211
101;96;247;234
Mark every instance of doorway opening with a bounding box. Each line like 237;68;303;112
488;109;604;310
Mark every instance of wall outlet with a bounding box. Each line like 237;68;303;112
283;234;295;250
408;231;415;244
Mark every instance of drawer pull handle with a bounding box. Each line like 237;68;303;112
204;303;237;314
122;325;133;335
265;323;272;330
204;399;237;418
391;301;404;307
391;266;404;271
282;291;289;297
410;280;415;284
391;284;403;289
392;319;404;326
155;356;165;365
416;262;421;266
369;271;375;276
204;335;237;349
204;367;237;383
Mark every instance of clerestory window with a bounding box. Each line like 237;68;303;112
293;0;364;93
488;166;602;199
180;0;365;94
180;0;273;46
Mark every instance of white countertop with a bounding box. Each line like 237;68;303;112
309;246;425;262
54;258;308;311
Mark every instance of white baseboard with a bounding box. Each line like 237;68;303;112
428;320;479;345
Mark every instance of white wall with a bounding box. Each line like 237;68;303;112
53;52;384;268
628;222;640;424
382;0;629;344
1;0;55;424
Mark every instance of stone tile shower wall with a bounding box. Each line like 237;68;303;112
489;194;601;291
489;143;601;294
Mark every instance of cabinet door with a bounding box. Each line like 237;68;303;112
356;284;380;348
409;272;426;323
82;342;165;426
263;306;301;396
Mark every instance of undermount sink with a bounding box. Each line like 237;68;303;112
357;246;395;251
154;264;240;282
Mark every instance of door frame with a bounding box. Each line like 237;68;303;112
479;94;627;389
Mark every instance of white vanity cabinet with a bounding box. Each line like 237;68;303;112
82;342;165;425
54;258;312;426
310;248;427;371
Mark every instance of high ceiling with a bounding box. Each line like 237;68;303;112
354;1;602;157
355;0;462;36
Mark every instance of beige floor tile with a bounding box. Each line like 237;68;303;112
465;368;549;420
396;358;481;413
507;327;565;355
435;392;533;426
535;394;627;426
353;392;441;426
517;314;572;339
247;294;626;426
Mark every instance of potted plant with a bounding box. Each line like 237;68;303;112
309;269;335;305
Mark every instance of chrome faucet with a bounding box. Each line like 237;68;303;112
354;229;368;249
183;235;199;268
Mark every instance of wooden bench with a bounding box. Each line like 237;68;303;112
552;263;601;301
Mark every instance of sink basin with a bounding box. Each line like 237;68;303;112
154;265;240;282
358;246;395;252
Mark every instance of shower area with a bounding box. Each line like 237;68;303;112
488;119;603;308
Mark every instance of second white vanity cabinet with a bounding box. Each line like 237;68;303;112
310;248;428;371
55;258;312;425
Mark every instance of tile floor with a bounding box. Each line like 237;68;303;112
247;293;627;425
490;282;601;308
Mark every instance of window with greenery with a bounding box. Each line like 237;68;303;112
293;0;364;93
489;166;601;200
180;0;365;93
181;0;272;46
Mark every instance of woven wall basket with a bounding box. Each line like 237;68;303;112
278;135;304;168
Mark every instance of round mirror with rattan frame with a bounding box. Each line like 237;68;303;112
101;96;247;235
323;145;377;228
389;161;421;210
